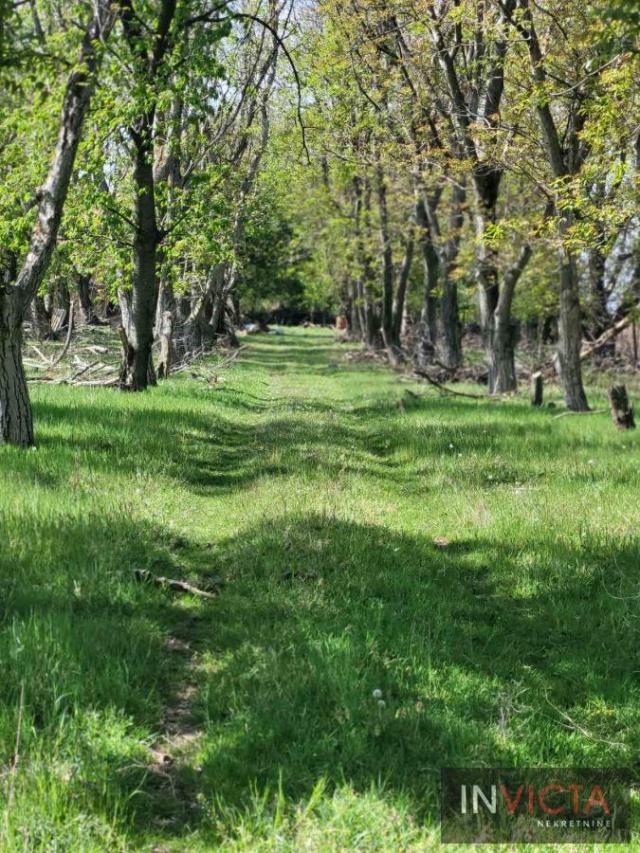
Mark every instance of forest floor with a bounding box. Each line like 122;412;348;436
1;328;639;851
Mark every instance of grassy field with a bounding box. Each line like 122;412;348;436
1;328;639;850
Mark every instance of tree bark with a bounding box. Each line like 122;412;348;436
0;303;32;446
154;273;176;337
474;171;502;340
120;126;160;390
353;176;381;348
440;277;462;370
439;186;466;370
488;314;519;393
77;273;98;325
184;265;220;350
587;244;609;339
156;311;174;379
349;278;364;338
487;245;531;394
556;240;589;410
117;0;179;390
391;230;415;348
375;160;400;363
415;197;439;366
31;295;53;340
209;264;229;339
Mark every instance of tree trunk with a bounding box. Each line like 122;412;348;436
0;302;33;446
184;265;219;350
415;198;439;366
357;274;381;348
488;314;519;393
31;295;53;340
77;273;98;325
440;273;462;370
557;245;589;410
356;243;381;349
376;162;395;359
230;291;241;326
0;0;116;446
473;170;502;339
439;186;466;370
587;245;609;339
57;278;70;326
209;264;228;339
120;127;159;390
156;311;174;379
349;279;364;339
154;274;176;338
364;298;381;348
512;6;589;410
391;233;415;348
488;245;532;394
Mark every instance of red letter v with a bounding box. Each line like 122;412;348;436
500;784;524;815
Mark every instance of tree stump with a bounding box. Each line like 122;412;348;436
608;384;635;430
530;372;543;407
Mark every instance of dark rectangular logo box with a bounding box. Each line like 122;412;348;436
441;768;632;844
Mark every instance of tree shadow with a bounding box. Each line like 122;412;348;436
19;387;624;504
162;513;638;841
3;507;637;843
0;507;230;841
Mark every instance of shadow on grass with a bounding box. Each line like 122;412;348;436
0;508;222;839
16;333;624;499
149;513;637;842
2;331;638;844
8;509;632;843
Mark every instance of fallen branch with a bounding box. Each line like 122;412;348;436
23;358;51;370
27;371;118;387
73;377;119;387
69;360;101;382
173;344;247;375
27;345;51;368
544;691;628;751
413;369;492;400
580;304;640;362
536;303;640;377
134;568;217;599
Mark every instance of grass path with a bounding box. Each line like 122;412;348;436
1;329;639;850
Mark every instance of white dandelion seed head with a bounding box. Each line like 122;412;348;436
372;688;383;700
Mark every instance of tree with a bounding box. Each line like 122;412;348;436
0;0;116;446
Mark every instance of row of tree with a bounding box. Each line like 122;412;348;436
0;0;300;446
0;0;639;446
281;0;640;409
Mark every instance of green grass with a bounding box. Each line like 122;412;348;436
1;328;639;850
